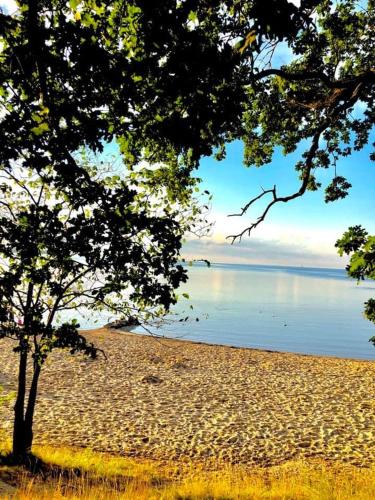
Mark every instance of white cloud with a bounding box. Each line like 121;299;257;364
184;210;348;268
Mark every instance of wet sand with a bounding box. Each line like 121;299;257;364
0;328;375;466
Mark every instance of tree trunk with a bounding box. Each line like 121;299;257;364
12;349;28;459
23;362;41;452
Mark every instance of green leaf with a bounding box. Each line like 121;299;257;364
188;11;197;23
69;0;80;10
31;122;50;136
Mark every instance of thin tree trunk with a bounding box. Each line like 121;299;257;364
23;362;41;452
12;349;28;459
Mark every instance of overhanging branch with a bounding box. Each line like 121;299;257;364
228;186;276;218
227;67;370;243
227;123;326;243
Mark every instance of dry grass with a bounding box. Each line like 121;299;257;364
1;438;375;499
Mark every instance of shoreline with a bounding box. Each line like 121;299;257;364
1;327;375;467
84;326;375;364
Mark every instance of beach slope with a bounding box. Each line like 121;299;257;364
0;328;374;466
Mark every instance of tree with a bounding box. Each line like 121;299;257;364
0;0;330;176
0;151;206;460
2;1;372;234
0;0;224;461
336;226;375;340
1;0;373;461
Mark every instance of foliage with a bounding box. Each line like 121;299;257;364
336;226;375;341
1;0;373;234
2;1;372;241
202;0;374;241
0;0;217;457
3;1;363;175
0;0;242;176
0;153;202;355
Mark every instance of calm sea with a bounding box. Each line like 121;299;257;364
76;263;375;360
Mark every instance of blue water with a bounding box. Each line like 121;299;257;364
76;263;375;360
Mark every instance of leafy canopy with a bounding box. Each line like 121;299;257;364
1;1;373;218
0;153;204;363
336;226;375;339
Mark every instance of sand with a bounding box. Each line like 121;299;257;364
0;328;375;467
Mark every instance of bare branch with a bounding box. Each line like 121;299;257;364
227;123;326;243
228;186;276;217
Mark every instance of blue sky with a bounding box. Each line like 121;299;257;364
99;123;373;267
183;139;374;268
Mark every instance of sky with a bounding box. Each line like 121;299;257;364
0;0;15;14
1;0;373;268
183;140;374;268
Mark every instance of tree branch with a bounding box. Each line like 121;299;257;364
228;186;276;217
227;123;326;243
228;65;371;243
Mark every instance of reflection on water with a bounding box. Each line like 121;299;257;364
73;263;375;360
140;263;375;360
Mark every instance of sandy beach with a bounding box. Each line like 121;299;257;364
1;328;375;467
